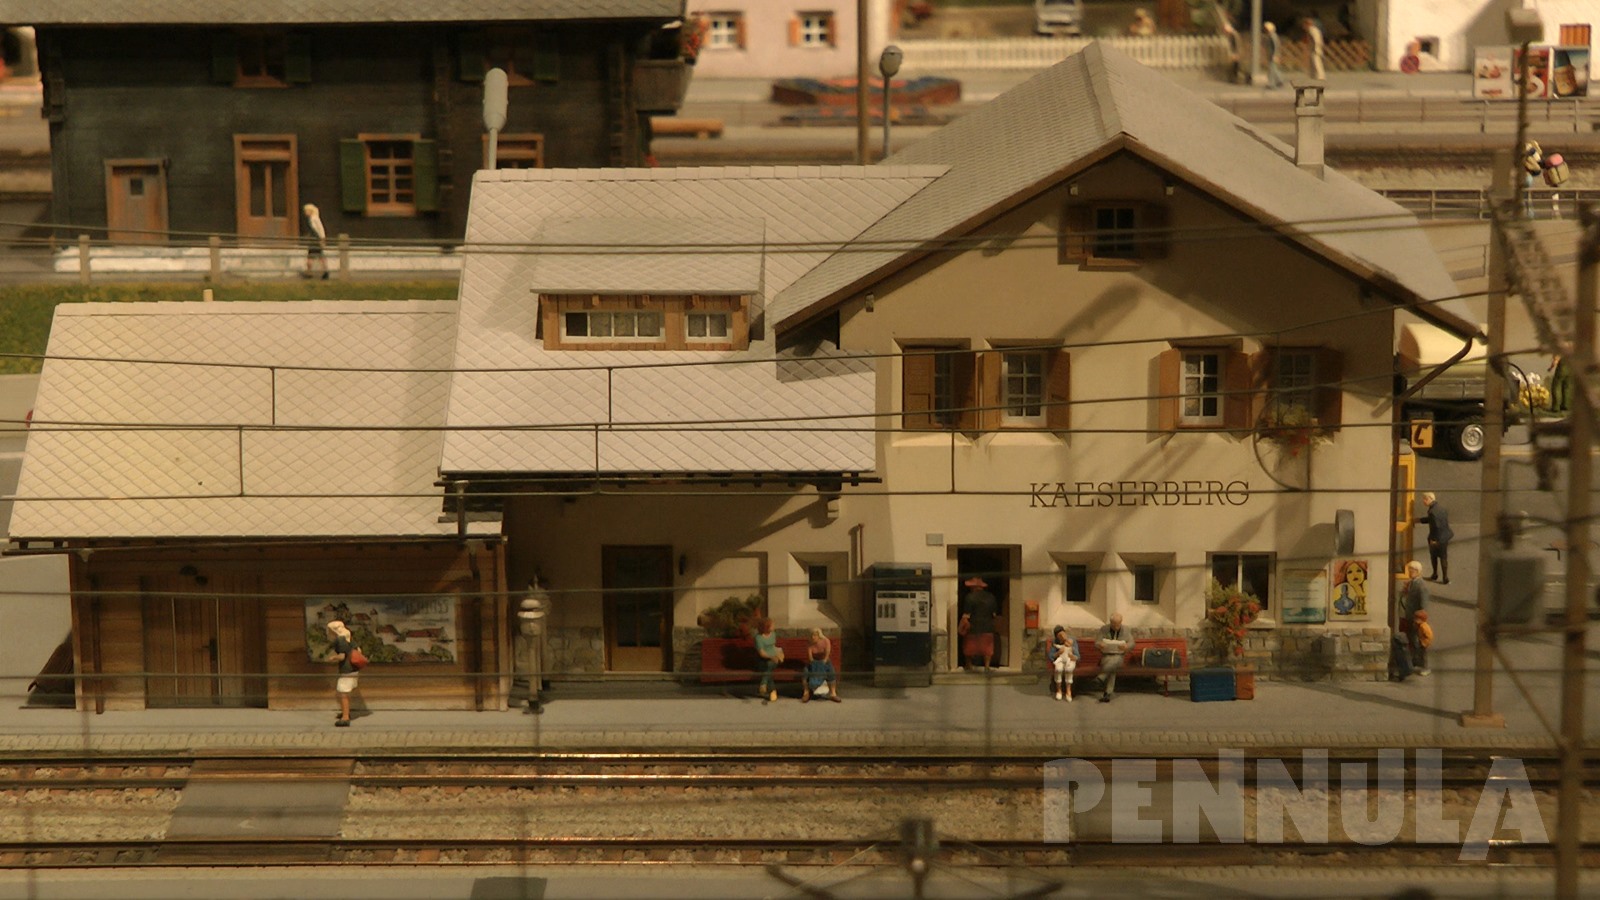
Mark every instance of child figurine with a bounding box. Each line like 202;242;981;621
1047;625;1079;701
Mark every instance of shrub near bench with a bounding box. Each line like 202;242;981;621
1073;636;1189;696
700;636;841;685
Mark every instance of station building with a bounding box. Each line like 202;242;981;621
8;44;1478;710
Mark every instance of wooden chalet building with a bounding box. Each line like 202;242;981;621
15;0;690;245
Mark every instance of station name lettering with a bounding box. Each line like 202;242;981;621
1029;480;1251;508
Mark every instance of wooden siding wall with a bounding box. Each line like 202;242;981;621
69;541;508;712
40;24;649;241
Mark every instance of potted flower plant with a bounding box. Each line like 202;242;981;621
1259;404;1331;457
1202;577;1262;697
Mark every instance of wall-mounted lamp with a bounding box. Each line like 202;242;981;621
1068;182;1079;196
824;495;841;521
1164;181;1175;196
865;292;875;312
678;554;688;575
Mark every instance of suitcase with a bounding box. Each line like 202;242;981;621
1190;666;1237;702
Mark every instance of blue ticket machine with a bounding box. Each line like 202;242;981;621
870;563;933;685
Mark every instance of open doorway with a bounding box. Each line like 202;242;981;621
954;545;1017;668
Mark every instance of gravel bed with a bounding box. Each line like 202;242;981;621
342;784;1041;842
0;788;181;841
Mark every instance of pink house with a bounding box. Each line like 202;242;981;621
688;0;895;79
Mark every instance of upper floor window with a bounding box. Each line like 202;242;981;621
1261;346;1343;431
457;29;559;84
339;136;438;218
1180;350;1222;426
1060;202;1169;266
213;31;311;88
706;13;746;49
902;344;1069;433
541;294;748;351
791;12;837;47
1156;344;1248;432
485;134;545;169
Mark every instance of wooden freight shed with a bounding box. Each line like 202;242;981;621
16;0;691;244
8;300;510;712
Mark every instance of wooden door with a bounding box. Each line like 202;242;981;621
104;160;168;244
602;546;673;672
234;135;298;240
142;575;267;708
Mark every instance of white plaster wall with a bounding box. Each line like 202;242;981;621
1372;0;1596;72
0;555;71;699
690;0;893;80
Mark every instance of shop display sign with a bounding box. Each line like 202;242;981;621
1328;559;1371;622
1279;569;1328;624
1476;45;1590;99
305;595;459;663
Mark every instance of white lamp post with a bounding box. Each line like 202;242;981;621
878;45;902;161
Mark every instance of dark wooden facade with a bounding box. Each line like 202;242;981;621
67;539;509;712
36;21;681;242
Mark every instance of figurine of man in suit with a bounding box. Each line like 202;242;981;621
1418;491;1454;584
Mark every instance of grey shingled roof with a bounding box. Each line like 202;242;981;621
10;300;499;540
770;42;1477;339
442;166;945;475
530;217;765;295
0;0;683;24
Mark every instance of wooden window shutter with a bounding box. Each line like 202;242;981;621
736;17;749;48
902;350;935;430
1141;203;1170;260
788;18;801;46
412;139;440;212
1045;350;1071;431
974;350;1000;433
211;32;239;84
534;36;560;83
1222;350;1252;431
825;14;837;46
954;351;979;432
284;33;312;84
457;30;487;82
1156;348;1180;431
339;139;367;213
1249;349;1274;429
1059;205;1090;264
1315;348;1344;428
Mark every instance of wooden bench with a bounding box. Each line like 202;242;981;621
652;117;725;139
700;636;841;685
1072;636;1189;696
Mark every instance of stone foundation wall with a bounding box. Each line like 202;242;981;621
544;626;604;674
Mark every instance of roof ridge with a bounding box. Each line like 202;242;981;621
1081;43;1124;139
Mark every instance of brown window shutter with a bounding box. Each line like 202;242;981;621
1059;205;1090;264
954;351;979;432
902;350;936;430
975;350;1001;432
1250;348;1274;430
1156;348;1180;431
1046;350;1071;430
788;18;801;46
1315;348;1344;428
736;17;748;48
1141;203;1170;259
1223;350;1252;431
826;15;837;46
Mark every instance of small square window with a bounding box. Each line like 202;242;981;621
798;12;835;47
807;564;830;601
707;13;742;49
1132;564;1157;603
1210;552;1273;611
687;311;730;340
1063;564;1089;603
1092;206;1138;258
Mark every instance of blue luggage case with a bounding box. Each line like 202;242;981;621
1190;666;1236;702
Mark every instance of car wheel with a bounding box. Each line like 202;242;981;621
1451;419;1486;461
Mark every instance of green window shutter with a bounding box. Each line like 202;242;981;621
457;30;487;82
211;32;239;84
534;36;560;83
285;33;312;83
339;139;367;214
412;139;439;212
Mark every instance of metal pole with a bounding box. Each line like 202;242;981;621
1248;0;1262;87
1557;203;1598;900
856;0;869;165
1461;150;1510;730
1513;40;1532;217
881;78;892;160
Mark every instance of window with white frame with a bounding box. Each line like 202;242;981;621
1273;349;1316;416
1209;552;1273;612
563;310;664;341
1001;350;1046;424
797;12;835;46
687;311;731;341
1180;350;1222;425
706;13;743;49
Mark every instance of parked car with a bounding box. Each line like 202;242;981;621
1034;0;1083;36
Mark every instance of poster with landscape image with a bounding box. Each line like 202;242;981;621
304;596;458;664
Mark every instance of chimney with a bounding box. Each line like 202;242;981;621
1294;82;1326;178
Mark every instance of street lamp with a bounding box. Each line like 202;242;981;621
878;45;902;161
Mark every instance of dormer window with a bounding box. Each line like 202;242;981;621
541;294;748;350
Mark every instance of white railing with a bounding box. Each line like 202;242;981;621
899;35;1230;72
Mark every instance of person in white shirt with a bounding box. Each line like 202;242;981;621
1094;613;1128;703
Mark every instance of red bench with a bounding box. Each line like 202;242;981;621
700;636;841;685
1073;636;1189;696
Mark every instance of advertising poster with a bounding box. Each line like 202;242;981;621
304;596;458;663
1328;559;1370;622
1514;45;1553;98
1280;568;1328;624
1473;46;1513;99
1550;46;1591;98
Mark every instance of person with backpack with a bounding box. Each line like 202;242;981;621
326;620;363;726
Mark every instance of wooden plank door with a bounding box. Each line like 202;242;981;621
104;160;168;244
234;135;298;240
142;575;267;708
602;546;673;672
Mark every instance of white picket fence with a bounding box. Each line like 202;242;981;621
899;35;1230;72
